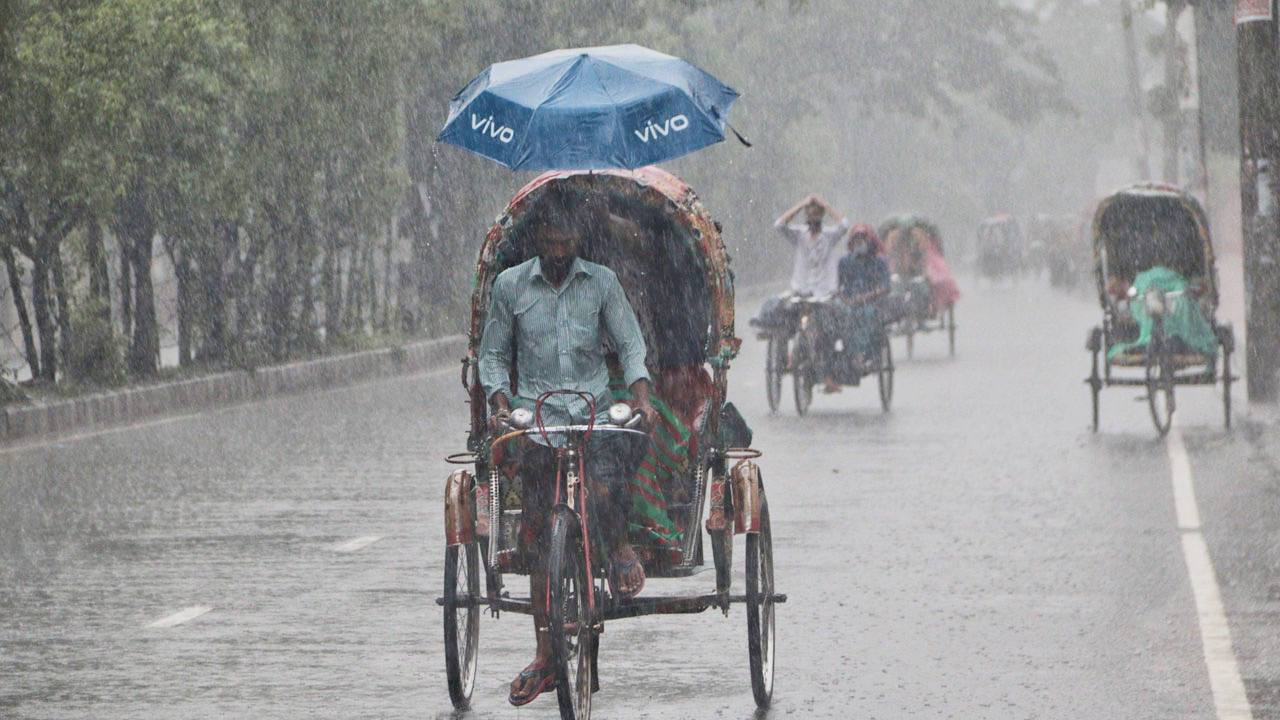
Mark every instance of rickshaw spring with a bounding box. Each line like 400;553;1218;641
488;466;500;568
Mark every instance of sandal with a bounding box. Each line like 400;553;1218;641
609;557;645;601
508;666;556;706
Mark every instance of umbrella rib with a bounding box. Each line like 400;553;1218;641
517;58;586;170
581;58;632;167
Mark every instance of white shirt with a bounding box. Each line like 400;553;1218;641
776;217;852;296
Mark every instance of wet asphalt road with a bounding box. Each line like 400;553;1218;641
2;275;1278;719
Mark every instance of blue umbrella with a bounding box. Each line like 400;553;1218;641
437;44;741;171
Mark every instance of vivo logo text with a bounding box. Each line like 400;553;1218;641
634;114;689;143
471;114;515;144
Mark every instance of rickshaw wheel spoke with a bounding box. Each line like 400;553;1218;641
443;542;480;710
747;490;775;707
549;510;594;720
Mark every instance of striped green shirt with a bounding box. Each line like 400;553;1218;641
478;256;649;432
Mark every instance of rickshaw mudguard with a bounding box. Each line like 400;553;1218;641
444;469;475;546
730;459;763;535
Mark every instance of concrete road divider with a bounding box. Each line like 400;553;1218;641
0;335;467;443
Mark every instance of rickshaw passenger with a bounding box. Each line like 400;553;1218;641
837;224;891;370
477;189;660;706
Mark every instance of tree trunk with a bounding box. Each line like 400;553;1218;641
166;239;193;368
322;232;342;344
382;220;394;332
85;215;111;307
50;245;72;373
344;244;362;334
117;178;158;377
118;235;133;342
2;244;39;378
30;257;56;382
195;225;232;364
128;234;159;376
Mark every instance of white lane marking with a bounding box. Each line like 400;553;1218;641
1167;426;1253;720
1168;427;1202;531
147;605;213;628
332;535;381;553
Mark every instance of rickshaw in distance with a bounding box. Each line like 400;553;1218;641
753;293;894;416
440;167;781;719
975;214;1026;284
1085;183;1235;436
879;215;961;358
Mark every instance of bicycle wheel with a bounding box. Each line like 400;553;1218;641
877;335;893;412
443;542;480;710
765;337;784;413
746;490;775;708
1145;339;1174;437
549;510;594;720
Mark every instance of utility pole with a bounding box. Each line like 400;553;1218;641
1236;0;1280;401
1123;0;1153;179
1162;0;1188;185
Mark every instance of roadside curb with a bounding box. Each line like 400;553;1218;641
0;335;468;443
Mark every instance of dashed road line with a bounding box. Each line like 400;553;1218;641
1167;426;1253;720
147;605;213;628
332;535;381;553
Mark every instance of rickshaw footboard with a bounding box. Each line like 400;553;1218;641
436;591;787;619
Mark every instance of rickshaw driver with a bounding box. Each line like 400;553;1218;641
772;193;850;392
477;193;660;706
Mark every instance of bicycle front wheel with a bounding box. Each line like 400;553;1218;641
549;510;595;720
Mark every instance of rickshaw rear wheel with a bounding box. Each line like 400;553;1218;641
947;306;956;357
1145;339;1175;437
1090;378;1100;433
443;541;480;710
549;509;595;720
765;337;784;413
792;333;815;416
877;335;894;412
746;489;775;708
1222;345;1233;429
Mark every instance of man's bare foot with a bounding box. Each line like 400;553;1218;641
509;658;556;706
822;377;842;393
610;545;645;599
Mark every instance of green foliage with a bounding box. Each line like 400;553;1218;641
1;0;1106;391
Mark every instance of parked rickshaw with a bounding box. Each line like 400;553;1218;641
440;167;782;719
975;214;1025;283
879;215;961;358
754;294;894;415
1085;184;1235;436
